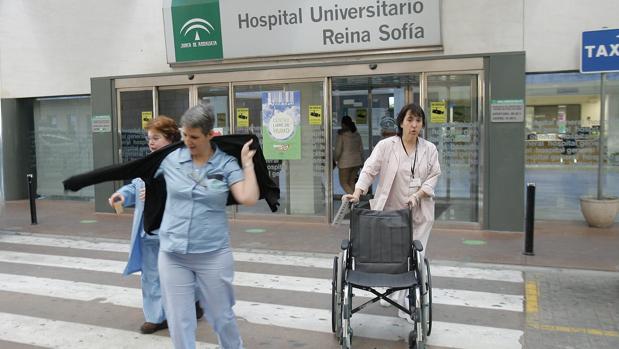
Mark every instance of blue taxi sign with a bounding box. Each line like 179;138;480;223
581;28;619;73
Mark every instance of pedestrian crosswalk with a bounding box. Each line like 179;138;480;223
0;232;524;349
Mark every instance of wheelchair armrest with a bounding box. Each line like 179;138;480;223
341;239;350;251
412;240;424;253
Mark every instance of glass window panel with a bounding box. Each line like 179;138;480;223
158;88;189;123
198;85;230;135
119;90;152;163
525;72;606;220
233;82;325;217
606;73;619;211
426;74;480;223
34;96;93;199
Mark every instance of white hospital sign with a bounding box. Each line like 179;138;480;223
164;0;441;63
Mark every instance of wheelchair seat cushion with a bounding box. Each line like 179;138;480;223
347;270;417;288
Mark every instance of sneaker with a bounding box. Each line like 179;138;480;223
140;320;168;334
195;301;204;320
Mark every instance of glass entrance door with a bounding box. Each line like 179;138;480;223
331;74;420;216
232;81;326;217
425;74;481;222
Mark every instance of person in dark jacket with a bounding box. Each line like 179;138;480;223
108;116;203;334
63;135;279;234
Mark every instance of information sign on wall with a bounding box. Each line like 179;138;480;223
91;115;111;133
490;99;524;123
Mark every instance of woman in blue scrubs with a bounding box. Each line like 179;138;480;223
156;104;258;349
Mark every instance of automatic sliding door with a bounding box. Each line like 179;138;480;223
426;74;481;222
331;74;419;204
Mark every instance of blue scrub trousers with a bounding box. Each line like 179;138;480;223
140;234;166;324
158;247;243;349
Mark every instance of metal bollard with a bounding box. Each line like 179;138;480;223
27;174;38;225
523;183;535;256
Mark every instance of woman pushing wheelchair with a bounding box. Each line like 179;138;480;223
342;103;441;321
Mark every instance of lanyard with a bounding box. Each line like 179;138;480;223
401;137;419;178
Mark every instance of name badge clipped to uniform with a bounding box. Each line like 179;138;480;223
409;178;422;189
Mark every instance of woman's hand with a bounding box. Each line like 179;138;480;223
139;188;146;202
230;138;260;206
407;193;420;208
108;192;125;207
342;188;363;203
241;139;257;169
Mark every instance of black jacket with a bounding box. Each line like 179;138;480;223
63;134;279;233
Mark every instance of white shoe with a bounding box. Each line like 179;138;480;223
398;310;414;324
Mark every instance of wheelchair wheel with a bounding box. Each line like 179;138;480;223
414;252;428;345
424;257;433;336
333;251;346;341
331;256;339;334
341;283;353;349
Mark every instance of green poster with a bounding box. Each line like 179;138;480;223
262;91;301;160
171;0;223;62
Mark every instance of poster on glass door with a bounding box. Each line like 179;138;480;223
262;91;301;160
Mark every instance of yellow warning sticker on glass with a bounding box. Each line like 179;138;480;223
309;105;322;125
236;108;249;127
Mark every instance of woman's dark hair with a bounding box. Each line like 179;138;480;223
338;115;357;135
396;103;426;137
180;103;215;136
145;115;181;142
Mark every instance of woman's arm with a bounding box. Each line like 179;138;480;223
418;145;442;198
334;134;343;163
230;139;259;205
109;182;137;208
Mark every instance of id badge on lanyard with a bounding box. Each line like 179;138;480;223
410;177;421;189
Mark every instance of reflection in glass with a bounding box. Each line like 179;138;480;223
198;85;230;135
34;96;93;199
120;90;152;163
158;88;189;122
526;72;619;221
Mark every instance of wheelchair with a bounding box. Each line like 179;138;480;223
331;203;432;348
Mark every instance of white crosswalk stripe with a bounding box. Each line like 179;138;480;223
0;233;524;282
0;312;218;349
0;232;524;349
0;250;523;312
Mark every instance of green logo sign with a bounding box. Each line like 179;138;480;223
172;0;223;62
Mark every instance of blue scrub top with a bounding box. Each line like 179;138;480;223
157;145;244;254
